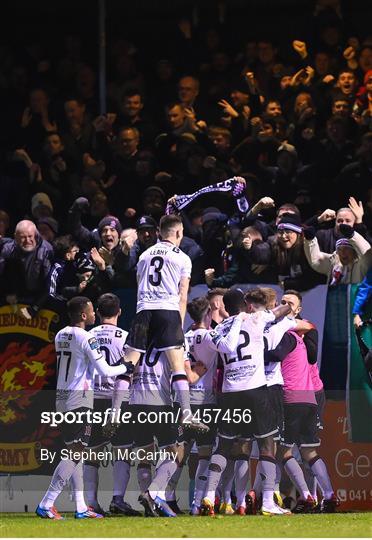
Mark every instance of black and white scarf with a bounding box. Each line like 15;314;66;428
165;177;249;216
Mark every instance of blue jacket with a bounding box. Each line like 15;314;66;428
353;268;372;315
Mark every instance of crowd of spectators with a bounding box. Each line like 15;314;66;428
1;0;372;318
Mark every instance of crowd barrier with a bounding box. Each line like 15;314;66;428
0;284;371;511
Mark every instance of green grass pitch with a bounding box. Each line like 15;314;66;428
1;513;371;538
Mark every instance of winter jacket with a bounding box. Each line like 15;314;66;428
304;232;371;285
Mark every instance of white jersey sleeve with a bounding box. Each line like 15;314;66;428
136;241;192;312
206;316;243;354
185;328;218;405
263;317;296;387
262;310;276;324
264;317;297;350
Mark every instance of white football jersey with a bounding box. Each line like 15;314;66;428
264;317;297;386
184;327;218;405
55;326;103;412
90;324;128;400
136;240;192;312
219;310;275;393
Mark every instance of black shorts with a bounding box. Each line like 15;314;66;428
267;384;284;441
130;404;179;449
315;389;326;430
126;310;184;352
181;404;218;447
61;407;92;446
282;403;320;448
218;386;278;441
88;400;134;449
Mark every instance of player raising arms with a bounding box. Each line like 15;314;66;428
36;296;133;520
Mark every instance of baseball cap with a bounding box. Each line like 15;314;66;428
135;215;158;230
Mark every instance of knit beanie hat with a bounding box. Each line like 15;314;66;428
277;213;302;234
98;216;122;235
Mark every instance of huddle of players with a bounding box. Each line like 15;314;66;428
36;214;339;519
185;287;339;517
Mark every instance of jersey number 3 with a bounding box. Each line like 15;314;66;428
149;256;164;286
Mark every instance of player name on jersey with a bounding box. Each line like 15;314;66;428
55;326;102;412
90;324;128;400
136;241;192;312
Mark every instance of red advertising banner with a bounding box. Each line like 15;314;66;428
320;400;372;510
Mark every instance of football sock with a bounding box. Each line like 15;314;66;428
260;456;276;508
283;457;311;500
40;458;77;509
171;372;191;418
308;456;334;499
71;462;88;513
137;463;152;493
165;463;183;501
221;458;234;504
113;459;131;498
275;462;282;492
148;459;178;500
193;458;209;507
234;456;250;507
83;462;99;508
205;454;227;502
252;462;263;496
